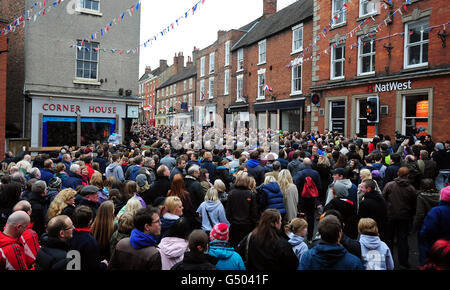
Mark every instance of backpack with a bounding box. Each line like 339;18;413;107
129;165;141;181
301;176;319;198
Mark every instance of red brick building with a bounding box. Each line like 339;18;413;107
0;19;7;159
230;0;314;133
310;0;450;142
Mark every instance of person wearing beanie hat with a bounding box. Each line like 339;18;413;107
207;223;246;270
136;174;147;188
419;185;450;264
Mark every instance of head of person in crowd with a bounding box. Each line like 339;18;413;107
46;215;74;242
187;165;200;179
117;212;134;236
72;205;94;229
199;168;210;183
440;186;450;203
285;217;308;238
420;239;450;270
164;196;184;217
234;171;249;189
133;206;161;237
32;180;47;197
188;229;210;254
91;200;115;250
28;167;41;180
397;167;410;179
318;215;342;245
90;172;103;189
358;218;379;237
168;174;189;201
331;168;346;181
157;165;170;179
47;188;77;221
420;178;439;193
123;181;138;200
213;179;226;194
360;179;378;196
79;185;100;204
70;164;81;176
317;155;331;168
252;208;282;248
12;200;32;218
3;211;30;239
359;169;372;182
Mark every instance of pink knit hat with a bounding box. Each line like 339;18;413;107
441;186;450;202
210;223;229;241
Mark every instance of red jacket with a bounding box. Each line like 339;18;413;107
86;164;95;181
20;223;40;270
0;231;29;270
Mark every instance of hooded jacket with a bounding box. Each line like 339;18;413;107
0;231;29;270
200;160;217;183
160;213;180;241
259;182;286;216
196;201;229;232
62;171;83;190
358;191;387;237
246;159;265;187
288;232;308;263
359;234;394;270
207;240;246;270
215;166;235;192
299;243;364;270
413;191;440;232
184;175;205;210
325;178;358;207
382;177;417;219
171;251;218;270
158;237;188;270
105;163;125;182
419;201;450;261
226;186;259;226
35;236;71;271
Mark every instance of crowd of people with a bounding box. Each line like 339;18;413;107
0;124;449;271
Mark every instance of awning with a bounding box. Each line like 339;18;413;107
253;99;305;112
228;103;249;112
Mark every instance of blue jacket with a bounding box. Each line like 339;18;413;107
40;168;54;185
68;229;106;271
62;171;83;190
200;160;217;182
359;234;394;270
419;200;450;259
299;243;364;270
259;182;286;216
207;240;246;270
246;159;265;187
276;158;289;170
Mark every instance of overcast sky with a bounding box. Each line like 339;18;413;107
138;0;298;77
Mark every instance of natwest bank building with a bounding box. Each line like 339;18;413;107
30;95;141;147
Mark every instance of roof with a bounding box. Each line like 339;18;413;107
138;66;167;82
157;66;197;89
231;0;313;51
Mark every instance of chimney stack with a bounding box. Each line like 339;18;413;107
159;59;168;70
263;0;277;18
145;66;151;73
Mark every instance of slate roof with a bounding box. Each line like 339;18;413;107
139;66;167;82
231;0;313;51
157;66;197;89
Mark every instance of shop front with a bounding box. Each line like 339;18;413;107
253;98;305;133
31;95;141;147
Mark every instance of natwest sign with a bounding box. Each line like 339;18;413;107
42;103;117;114
367;80;412;93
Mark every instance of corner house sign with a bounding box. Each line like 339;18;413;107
367;80;412;93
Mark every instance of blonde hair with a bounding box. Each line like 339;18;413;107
90;171;103;188
204;187;219;202
124;198;143;216
278;169;294;196
47;188;77;220
360;169;372;181
264;175;277;185
164;196;183;213
318;155;331;167
234;171;249;188
213;179;226;192
203;152;212;160
358;218;379;236
285;218;308;235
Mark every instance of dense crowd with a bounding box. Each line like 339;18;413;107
0;124;449;271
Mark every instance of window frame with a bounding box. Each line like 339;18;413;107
357;35;376;76
292;24;304;54
257;69;266;100
75;40;99;81
224;69;230;95
209;52;215;74
208;77;214;99
359;0;378;18
258;39;267;65
291;63;302;95
237;48;244;72
330;43;345;80
236;74;244;102
200;79;205;100
404;19;429;69
225;41;231;67
332;0;347;27
200;56;205;77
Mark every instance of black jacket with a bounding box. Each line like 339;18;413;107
324;197;358;239
184;175;205;210
141;176;170;206
239;230;299;271
68;230;107;271
93;157;108;174
35;236;71;270
358;191;388;239
215;166;235;192
384;162;401;185
226;186;259;226
27;192;47;237
171;251;218;270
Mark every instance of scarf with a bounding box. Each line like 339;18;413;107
129;228;157;250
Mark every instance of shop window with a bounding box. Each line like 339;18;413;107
403;95;429;137
281;109;301;133
81;118;115;146
43;117;77;147
356;98;368;138
330;100;345;133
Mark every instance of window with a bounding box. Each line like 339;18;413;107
237;48;244;71
331;43;345;79
356;98;368;137
258;40;266;64
189;94;193;110
200;56;205;76
166;87;168;97
189;78;193;89
291;64;302;94
257;70;265;99
330;100;346;134
292;24;303;53
332;0;347;26
404;20;429;68
224;69;230;95
225;41;230;66
358;36;375;75
236;74;244;102
209;52;215;74
403;95;429;137
209;77;214;99
359;0;377;17
80;0;100;11
76;41;99;80
200;79;205;100
184;80;187;91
